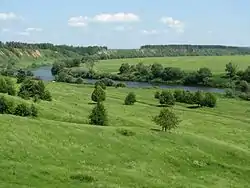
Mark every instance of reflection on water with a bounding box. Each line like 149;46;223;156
32;66;225;93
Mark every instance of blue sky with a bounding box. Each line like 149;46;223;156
0;0;249;48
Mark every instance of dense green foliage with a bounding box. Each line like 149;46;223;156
18;79;52;101
89;102;108;126
159;90;175;106
0;76;16;96
91;86;106;103
124;92;136;105
153;108;181;132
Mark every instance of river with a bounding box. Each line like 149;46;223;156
32;66;225;93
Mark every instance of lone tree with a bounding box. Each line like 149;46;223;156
225;62;237;79
91;85;106;102
89;102;108;126
153;108;181;132
124;92;136;105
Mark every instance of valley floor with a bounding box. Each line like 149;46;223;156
1;82;250;187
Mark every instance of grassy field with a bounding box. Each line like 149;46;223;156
85;56;250;74
1;82;250;187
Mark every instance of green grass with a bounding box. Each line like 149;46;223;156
1;82;250;187
88;56;250;74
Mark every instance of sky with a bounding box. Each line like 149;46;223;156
0;0;249;48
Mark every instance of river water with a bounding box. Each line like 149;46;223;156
32;66;225;93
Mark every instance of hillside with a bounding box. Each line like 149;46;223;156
1;82;250;187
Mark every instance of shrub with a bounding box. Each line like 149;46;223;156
14;103;31;117
70;174;95;183
174;89;185;102
89;102;108;126
224;89;236;98
116;128;136;136
154;91;160;99
0;77;8;93
115;82;126;88
238;92;250;101
201;93;217;108
75;77;84;84
41;90;52;101
0;96;15;114
100;78;115;86
153;108;181;132
95;80;106;90
124;92;136;105
30;104;38;117
91;86;106;102
159;90;175;106
183;91;195;104
193;90;204;106
239;80;249;93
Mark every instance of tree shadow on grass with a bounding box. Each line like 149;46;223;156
150;128;162;132
88;102;96;105
187;105;200;109
137;100;167;108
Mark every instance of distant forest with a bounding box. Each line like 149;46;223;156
1;41;250;60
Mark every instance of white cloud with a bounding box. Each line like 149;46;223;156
160;17;184;33
114;25;133;31
26;27;43;32
0;12;20;21
17;31;30;36
141;29;159;35
68;12;139;27
68;16;89;27
93;13;139;22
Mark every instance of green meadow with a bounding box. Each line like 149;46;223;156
1;82;250;187
90;56;250;74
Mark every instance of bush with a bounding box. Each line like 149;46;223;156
154;91;160;99
116;128;136;136
14;103;31;117
91;86;106;102
41;90;52;101
100;78;115;86
174;89;185;102
95;80;106;90
0;96;15;114
75;77;84;84
224;89;236;98
182;91;195;104
193;90;204;106
115;82;126;88
239;80;249;93
238;92;250;101
159;90;175;106
70;174;95;183
153;108;181;132
30;104;38;117
124;92;136;105
201;93;217;108
89;102;108;126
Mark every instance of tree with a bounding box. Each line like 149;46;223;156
119;63;130;74
153;108;180;132
159;91;175;106
5;78;16;96
193;90;204;106
242;66;250;82
91;86;106;102
0;77;8;93
239;80;249;93
0;96;14;114
225;62;237;79
151;63;163;78
196;68;212;85
16;69;27;83
75;77;84;84
51;62;65;76
14;103;31;117
201;93;217;108
154;91;160;99
89;102;108;126
124;92;136;105
162;67;184;81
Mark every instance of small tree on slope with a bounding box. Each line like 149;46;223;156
89;102;108;126
153;108;181;132
91;85;106;103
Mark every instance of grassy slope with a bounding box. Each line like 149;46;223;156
90;56;250;74
1;82;250;187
